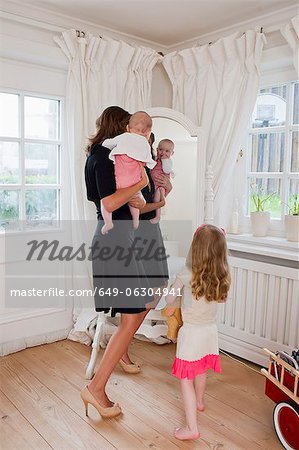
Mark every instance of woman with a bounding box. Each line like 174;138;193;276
82;106;170;418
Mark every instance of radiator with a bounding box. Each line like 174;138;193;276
218;255;299;366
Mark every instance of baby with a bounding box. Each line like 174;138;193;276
101;111;156;234
150;139;175;224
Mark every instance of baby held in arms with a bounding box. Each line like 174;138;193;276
150;139;175;224
101;111;156;234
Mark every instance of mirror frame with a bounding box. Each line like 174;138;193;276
146;107;206;230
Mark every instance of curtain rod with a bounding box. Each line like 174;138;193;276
75;29;165;55
207;27;264;46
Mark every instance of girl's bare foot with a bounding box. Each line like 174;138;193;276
197;402;205;412
174;426;200;441
88;385;114;408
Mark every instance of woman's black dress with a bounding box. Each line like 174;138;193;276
85;144;169;316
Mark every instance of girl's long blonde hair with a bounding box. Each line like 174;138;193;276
186;224;231;302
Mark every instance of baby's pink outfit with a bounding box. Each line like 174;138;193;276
150;157;174;224
151;158;174;189
100;133;156;234
104;133;156;187
114;154;143;188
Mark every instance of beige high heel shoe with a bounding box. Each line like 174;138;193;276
119;358;141;374
80;386;122;419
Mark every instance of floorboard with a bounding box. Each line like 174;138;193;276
0;339;281;450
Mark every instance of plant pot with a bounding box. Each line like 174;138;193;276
250;211;270;237
285;214;299;242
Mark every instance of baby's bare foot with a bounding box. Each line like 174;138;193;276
197;402;205;412
101;223;114;235
174;426;200;441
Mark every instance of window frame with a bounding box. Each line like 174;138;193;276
242;79;299;235
0;88;64;233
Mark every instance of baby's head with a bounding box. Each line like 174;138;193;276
157;139;174;160
128;111;152;140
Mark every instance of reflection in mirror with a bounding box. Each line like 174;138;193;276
151;117;197;256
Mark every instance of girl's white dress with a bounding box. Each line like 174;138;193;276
172;266;221;380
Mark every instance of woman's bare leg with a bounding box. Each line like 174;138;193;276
88;310;149;407
194;373;207;411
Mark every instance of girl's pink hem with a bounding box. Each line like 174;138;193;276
172;354;221;380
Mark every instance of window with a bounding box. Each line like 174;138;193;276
246;81;299;221
0;91;62;231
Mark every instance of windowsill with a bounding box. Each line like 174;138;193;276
0;227;64;237
227;233;298;261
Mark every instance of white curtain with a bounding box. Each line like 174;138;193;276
54;29;160;342
163;30;266;225
280;15;299;75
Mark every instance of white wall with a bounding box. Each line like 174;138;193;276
152;64;172;108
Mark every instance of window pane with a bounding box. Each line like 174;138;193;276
260;85;287;99
250;133;284;172
291;131;299;172
289;179;299;197
288;179;299;215
251;86;286;128
25;189;58;225
0;142;20;184
0;190;19;230
25;143;59;184
25;97;60;140
293;82;299;124
0;93;19;137
249;178;281;218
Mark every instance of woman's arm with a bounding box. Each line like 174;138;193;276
102;165;148;213
139;199;165;214
165;277;184;305
163;277;184;316
151;173;172;195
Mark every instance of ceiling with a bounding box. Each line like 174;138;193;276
23;0;297;46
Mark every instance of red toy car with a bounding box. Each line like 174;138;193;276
261;348;299;449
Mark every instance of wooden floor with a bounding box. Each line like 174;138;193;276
0;339;281;450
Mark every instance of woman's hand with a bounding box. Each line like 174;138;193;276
129;194;146;210
102;164;149;213
151;173;172;194
163;306;176;317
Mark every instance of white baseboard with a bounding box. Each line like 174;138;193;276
0;326;72;356
218;332;293;367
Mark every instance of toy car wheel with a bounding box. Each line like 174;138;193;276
273;401;299;450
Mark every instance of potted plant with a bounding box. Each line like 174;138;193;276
250;184;274;237
285;195;299;242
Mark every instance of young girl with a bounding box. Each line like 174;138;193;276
165;224;231;441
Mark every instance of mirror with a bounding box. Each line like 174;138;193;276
146;108;205;256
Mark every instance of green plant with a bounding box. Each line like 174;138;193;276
0;190;19;219
250;183;276;212
287;194;299;215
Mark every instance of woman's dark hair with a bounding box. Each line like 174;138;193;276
86;106;131;155
149;132;155;159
